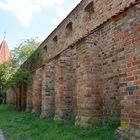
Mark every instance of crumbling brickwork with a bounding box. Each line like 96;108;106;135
26;82;33;112
41;61;55;118
6;88;16;105
116;94;140;139
54;49;74;121
32;68;42;113
7;0;140;139
75;36;102;127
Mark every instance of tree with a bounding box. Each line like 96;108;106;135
0;60;16;103
11;38;40;67
0;38;40;104
0;60;16;88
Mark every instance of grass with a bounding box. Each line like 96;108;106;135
0;105;118;140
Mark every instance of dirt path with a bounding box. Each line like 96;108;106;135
0;129;5;140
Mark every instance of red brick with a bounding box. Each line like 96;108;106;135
133;60;140;66
126;77;135;81
134;90;140;95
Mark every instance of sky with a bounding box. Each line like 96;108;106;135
0;0;81;50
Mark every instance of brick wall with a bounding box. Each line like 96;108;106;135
32;68;42;113
97;4;140;122
41;61;55;118
8;0;140;138
116;94;140;139
26;82;33;112
54;49;74;121
42;0;137;63
6;88;16;105
75;35;102;127
116;4;140;139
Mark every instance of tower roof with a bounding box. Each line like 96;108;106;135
0;40;11;64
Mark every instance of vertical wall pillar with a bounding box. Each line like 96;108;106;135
15;87;19;108
75;34;102;127
41;61;55;118
32;68;42;113
26;82;33;112
71;47;77;119
117;4;140;139
21;84;27;111
17;85;22;110
54;48;74;122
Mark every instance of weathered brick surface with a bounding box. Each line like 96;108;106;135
26;82;33;112
98;4;140;122
42;0;137;62
16;86;21;110
41;61;55;118
75;34;102;127
116;4;140;139
116;95;140;139
11;84;27;111
32;68;42;113
6;88;16;105
7;0;140;138
20;84;27;111
54;49;74;121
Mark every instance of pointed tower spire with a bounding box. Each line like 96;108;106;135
0;37;11;64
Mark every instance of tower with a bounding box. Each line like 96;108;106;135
0;39;10;64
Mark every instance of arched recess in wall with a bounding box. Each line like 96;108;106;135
43;45;48;52
65;22;73;37
84;1;94;20
53;35;58;48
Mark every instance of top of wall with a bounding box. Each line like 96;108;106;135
22;0;139;70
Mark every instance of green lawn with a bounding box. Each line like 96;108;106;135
0;105;117;140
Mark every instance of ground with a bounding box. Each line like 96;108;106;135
0;105;118;140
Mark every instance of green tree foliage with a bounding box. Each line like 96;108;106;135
11;38;40;67
7;68;32;87
0;60;16;88
0;38;39;103
0;60;16;103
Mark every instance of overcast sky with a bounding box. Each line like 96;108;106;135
0;0;81;49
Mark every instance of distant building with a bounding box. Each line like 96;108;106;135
0;39;10;64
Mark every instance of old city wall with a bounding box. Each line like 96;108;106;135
6;88;16;105
6;0;140;139
41;0;138;62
